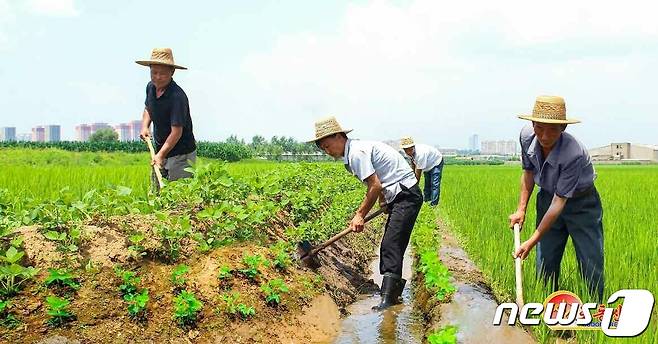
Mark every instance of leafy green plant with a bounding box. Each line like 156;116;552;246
220;292;255;320
124;289;149;320
154;214;191;262
114;267;140;296
0;299;19;328
43;226;80;252
239;253;264;280
217;265;233;290
270;241;292;271
218;265;233;280
44;268;80;291
171;264;189;291
128;233;146;257
220;292;240;315
45;295;74;326
172;290;203;326
236;304;255;319
260;278;289;306
0;247;39;296
427;326;457;344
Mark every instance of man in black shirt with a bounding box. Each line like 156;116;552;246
136;48;196;181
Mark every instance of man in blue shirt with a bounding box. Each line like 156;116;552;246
310;116;423;310
510;95;604;302
136;48;196;181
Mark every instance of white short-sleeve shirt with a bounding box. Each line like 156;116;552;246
343;139;417;204
411;143;443;172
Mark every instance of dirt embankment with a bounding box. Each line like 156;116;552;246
2;216;383;344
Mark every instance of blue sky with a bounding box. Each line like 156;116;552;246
1;0;657;148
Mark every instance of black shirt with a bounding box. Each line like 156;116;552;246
144;80;196;157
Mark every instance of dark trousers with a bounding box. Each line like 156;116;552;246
423;160;444;206
536;188;605;302
380;183;423;277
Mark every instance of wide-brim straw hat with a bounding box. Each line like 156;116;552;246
308;116;352;143
400;136;415;149
518;95;580;124
135;48;187;70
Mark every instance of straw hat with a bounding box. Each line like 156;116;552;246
135;48;187;70
400;136;415;149
518;95;579;124
308;116;352;142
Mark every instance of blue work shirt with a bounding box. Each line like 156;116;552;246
519;125;596;198
144;80;196;158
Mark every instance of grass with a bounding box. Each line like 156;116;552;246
436;164;658;344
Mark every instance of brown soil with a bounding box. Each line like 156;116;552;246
1;215;381;343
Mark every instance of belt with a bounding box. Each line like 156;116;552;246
572;185;596;199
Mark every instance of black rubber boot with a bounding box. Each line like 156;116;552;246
372;274;404;311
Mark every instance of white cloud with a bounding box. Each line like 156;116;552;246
240;0;658;145
25;0;79;17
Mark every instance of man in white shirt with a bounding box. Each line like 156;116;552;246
400;137;444;206
310;117;423;310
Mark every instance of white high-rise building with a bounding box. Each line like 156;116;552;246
0;127;16;142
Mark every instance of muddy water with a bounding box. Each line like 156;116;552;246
334;248;424;344
437;236;536;344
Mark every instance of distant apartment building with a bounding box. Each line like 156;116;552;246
114;123;131;141
469;134;479;151
481;140;518;155
16;133;31;142
44;125;61;142
75;124;92;141
31;126;45;142
129;120;142;141
90;122;112;135
0;127;16;142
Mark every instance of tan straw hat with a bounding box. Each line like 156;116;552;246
518;95;580;124
135;48;187;70
400;136;415;149
308;116;353;142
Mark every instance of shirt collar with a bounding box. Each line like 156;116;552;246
528;133;563;166
154;79;176;98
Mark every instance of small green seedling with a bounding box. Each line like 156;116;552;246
173;290;203;327
260;278;289;306
114;267;140;296
45;296;74;326
171;264;189;291
236;304;255;319
0;299;19;328
124;289;149;320
239;253;264;280
45;268;80;291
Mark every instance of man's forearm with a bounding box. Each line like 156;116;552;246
516;170;535;212
532;195;567;241
415;169;422;182
157;129;182;157
357;183;381;218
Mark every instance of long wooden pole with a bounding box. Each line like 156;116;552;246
145;138;164;190
514;223;524;308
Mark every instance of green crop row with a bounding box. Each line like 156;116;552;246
0;141;252;162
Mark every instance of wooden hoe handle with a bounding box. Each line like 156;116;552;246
514;223;524;307
310;208;386;255
145;138;165;189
